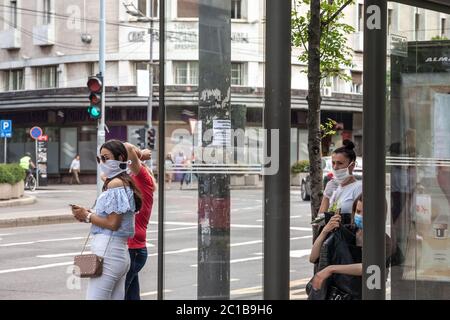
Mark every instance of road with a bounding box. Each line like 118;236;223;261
0;188;315;300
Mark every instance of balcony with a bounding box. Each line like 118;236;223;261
33;24;55;46
0;29;21;49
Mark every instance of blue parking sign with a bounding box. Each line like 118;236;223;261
0;120;12;138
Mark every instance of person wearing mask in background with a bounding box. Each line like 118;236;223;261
310;140;362;266
71;140;142;300
123;143;155;300
69;155;81;185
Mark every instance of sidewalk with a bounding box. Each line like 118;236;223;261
0;183;301;228
0;184;97;229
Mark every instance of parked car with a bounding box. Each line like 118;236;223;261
300;156;363;201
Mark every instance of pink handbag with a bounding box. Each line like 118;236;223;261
73;254;103;278
73;232;112;278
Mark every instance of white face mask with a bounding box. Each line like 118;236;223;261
99;159;131;179
332;162;353;184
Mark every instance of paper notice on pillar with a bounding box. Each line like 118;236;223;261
212;120;231;146
432;93;450;159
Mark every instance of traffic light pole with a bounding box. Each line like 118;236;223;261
97;0;106;196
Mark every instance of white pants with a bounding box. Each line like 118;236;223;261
86;234;130;300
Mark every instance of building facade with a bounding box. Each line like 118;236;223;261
0;0;448;182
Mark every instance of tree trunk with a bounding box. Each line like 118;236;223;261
307;0;323;242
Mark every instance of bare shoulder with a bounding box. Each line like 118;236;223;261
107;178;126;189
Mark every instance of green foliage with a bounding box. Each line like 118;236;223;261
0;164;26;185
320;118;337;139
431;35;449;41
291;0;355;82
328;201;340;213
291;160;310;174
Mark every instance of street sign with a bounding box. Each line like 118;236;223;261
37;135;48;186
38;135;48;142
0;120;12;138
30;126;43;140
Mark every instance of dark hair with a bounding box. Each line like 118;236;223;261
352;193;363;217
351;193;388;222
100;139;142;211
333;139;356;163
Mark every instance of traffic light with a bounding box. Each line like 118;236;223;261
87;75;103;119
147;128;156;150
134;128;146;149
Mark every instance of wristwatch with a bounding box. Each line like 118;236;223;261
85;211;94;223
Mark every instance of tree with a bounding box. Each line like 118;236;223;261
292;0;355;239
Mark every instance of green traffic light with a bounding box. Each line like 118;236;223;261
87;106;101;119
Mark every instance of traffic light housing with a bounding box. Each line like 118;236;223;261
87;75;103;119
147;128;156;150
134;128;146;149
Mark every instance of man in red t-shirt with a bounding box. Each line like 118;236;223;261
123;143;155;300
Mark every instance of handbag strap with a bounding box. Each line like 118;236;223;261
80;229;114;257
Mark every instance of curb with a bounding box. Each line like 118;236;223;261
0;195;37;208
0;215;75;229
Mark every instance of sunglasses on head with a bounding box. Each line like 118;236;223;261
96;155;108;164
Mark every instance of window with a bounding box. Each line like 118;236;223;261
5;69;24;91
442;18;447;38
358;3;364;32
36;66;58;89
10;0;17;28
149;0;158;17
173;61;198;85
135;62;159;84
152;63;159;84
231;0;241;19
177;0;198;18
231;63;246;86
60;128;78;170
332;76;339;92
138;0;147;17
387;9;393;35
138;0;158;17
351;71;363;94
43;0;51;25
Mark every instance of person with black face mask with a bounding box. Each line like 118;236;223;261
71;139;142;300
310;140;362;266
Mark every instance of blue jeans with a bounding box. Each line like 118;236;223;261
125;247;148;300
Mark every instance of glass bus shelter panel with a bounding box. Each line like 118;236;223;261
387;3;450;300
162;0;265;300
